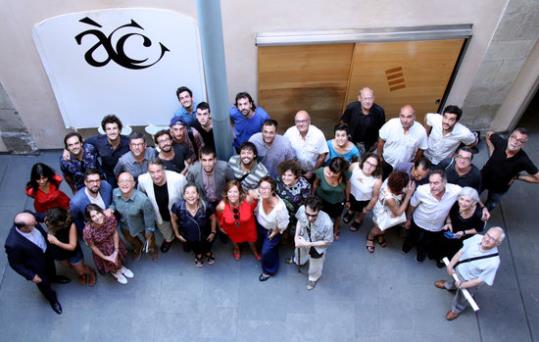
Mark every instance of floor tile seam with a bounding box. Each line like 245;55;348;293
498;203;534;342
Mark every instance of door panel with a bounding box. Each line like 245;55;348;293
258;44;354;135
344;39;465;121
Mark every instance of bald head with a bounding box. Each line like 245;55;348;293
294;110;311;135
480;226;505;250
117;172;135;195
14;212;37;232
358;87;375;113
399;104;416;130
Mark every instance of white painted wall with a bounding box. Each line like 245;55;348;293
0;0;508;148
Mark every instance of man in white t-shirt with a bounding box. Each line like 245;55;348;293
403;169;461;265
424;105;477;166
435;227;504;320
284;110;329;181
377;105;428;179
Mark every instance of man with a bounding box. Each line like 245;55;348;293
437;146;481;191
113;132;157;181
403;170;462;266
138;160;186;253
154;129;190;175
230;92;269;151
85;114;130;187
288;196;333;290
187;146;231;207
172;86;197;126
249;119;295;178
227;142;269;191
110;172;157;259
340;87;386;152
284;110;329;180
394;157;431;186
60;132;101;193
424;105;477;166
70;169;113;232
378;105;428;179
192;102;215;151
5;212;70;314
435;226;504;321
169;116;203;163
480;128;539;210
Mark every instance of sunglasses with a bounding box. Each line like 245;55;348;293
233;208;240;227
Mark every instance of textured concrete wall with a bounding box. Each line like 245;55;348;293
0;82;36;153
462;0;539;131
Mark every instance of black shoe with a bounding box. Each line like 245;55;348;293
52;275;71;284
182;243;191;253
50;301;63;314
416;254;426;263
160;240;173;253
436;260;445;268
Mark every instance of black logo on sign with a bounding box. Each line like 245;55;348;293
75;17;169;70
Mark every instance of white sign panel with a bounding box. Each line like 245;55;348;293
33;8;206;129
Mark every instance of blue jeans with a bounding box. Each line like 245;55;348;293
258;224;281;275
479;186;506;211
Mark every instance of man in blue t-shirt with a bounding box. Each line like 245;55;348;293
230;92;269;152
172;86;198;127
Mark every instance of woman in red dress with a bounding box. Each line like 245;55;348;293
83;204;132;285
216;180;260;260
25;163;70;215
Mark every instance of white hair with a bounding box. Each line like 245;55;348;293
459;187;480;204
489;226;506;242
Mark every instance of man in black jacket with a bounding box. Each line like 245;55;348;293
4;211;70;314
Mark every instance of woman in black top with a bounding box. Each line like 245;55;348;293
171;183;217;267
440;187;484;259
45;208;96;286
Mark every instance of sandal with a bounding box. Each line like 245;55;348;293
366;239;375;253
87;269;97;287
349;220;362;231
195;255;204;267
232;248;241;261
206;252;216;265
377;236;388;248
342;210;354;224
334;232;340;241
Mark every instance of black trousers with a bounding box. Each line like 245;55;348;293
402;220;443;260
36;253;58;303
381;160;393;180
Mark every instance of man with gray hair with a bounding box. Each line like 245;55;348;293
435;226;504;321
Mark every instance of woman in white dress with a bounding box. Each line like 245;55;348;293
344;153;383;231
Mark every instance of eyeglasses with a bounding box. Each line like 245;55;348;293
233;208;240;227
509;135;528;144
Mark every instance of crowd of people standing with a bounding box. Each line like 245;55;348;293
5;86;538;320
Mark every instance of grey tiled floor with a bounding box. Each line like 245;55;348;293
1;117;538;341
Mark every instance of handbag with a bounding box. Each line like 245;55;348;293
306;224;324;259
373;191;406;231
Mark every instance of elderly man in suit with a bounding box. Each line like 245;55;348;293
5;211;70;314
187;146;232;208
138;159;186;253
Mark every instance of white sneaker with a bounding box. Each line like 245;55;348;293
112;270;128;284
120;266;134;278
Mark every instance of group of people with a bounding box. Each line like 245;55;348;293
5;86;538;321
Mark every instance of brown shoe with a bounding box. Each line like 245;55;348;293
446;310;460;321
434;280;447;289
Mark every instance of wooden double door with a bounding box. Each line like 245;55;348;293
258;39;465;135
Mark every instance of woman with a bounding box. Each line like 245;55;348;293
171;183;217;267
45;208;96;286
255;176;290;281
25;163;70;216
312;157;349;240
276;159;311;236
344;153;383;231
326;124;360;164
216;180;260;260
366;171;414;253
440;187;484;259
83;204;133;284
